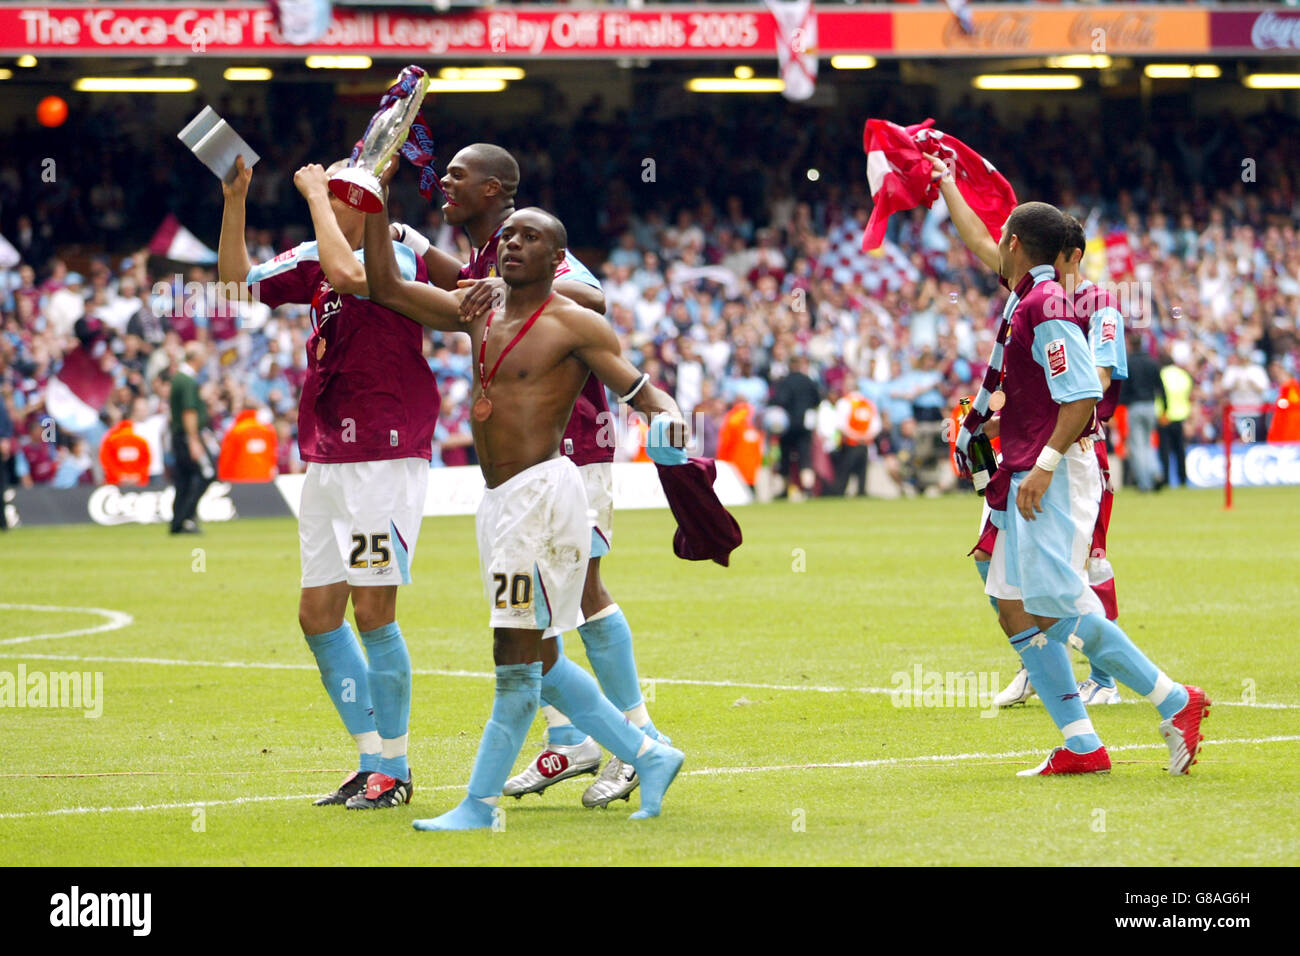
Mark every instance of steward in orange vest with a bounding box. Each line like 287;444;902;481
218;409;278;482
717;400;763;486
100;420;151;486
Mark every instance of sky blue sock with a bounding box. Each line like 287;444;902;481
361;622;411;782
467;663;542;801
974;560;998;614
542;653;644;763
1071;614;1189;718
1011;626;1102;754
304;623;376;747
578;607;643;713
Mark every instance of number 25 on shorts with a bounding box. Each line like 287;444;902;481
349;532;391;569
493;572;532;610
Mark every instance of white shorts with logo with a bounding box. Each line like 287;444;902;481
299;458;428;588
985;443;1105;619
581;461;614;558
477;456;592;638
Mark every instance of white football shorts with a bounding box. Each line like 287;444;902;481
985;443;1105;620
299;458;428;588
580;461;613;558
477;455;591;637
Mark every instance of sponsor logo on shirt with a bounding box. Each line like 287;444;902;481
272;248;296;264
311;279;342;332
1101;314;1117;343
1047;338;1069;377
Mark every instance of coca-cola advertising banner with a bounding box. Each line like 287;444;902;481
893;7;1208;56
14;4;1299;60
1211;10;1300;52
0;4;887;58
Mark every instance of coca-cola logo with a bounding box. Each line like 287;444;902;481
1252;11;1300;50
1186;444;1300;489
1068;13;1156;49
943;13;1031;49
88;482;236;525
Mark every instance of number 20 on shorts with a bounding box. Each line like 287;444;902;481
493;572;532;610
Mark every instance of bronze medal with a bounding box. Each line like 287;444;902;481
472;396;493;422
315;338;326;361
988;389;1006;412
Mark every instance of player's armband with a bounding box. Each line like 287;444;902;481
618;373;650;404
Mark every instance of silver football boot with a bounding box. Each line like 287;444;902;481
582;756;639;808
503;736;601;798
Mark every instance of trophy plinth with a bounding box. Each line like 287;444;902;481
328;165;384;214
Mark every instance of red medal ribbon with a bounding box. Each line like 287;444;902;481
477;293;554;396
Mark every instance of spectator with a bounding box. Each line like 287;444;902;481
51;436;93;488
1221;346;1271;442
1120;334;1166;492
771;354;821;501
1157;351;1194;489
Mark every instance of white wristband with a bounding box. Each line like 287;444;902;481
618;373;650;404
394;223;430;258
1035;446;1063;473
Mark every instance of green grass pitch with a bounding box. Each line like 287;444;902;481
1;486;1297;866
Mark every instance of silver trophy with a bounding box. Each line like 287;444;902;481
328;65;430;213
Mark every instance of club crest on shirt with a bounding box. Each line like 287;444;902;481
1101;314;1117;343
1047;338;1068;377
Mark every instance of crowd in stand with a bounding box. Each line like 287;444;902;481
2;92;1299;509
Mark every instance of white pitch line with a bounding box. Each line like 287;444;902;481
3;735;1296;822
684;735;1300;777
0;649;1296;710
0;604;135;646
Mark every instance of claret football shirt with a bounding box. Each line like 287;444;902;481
249;241;439;463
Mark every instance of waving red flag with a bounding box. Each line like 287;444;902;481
862;118;1017;251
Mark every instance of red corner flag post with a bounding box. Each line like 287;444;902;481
1224;403;1234;510
1224;402;1267;510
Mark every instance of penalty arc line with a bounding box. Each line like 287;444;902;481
0;649;1296;710
1;735;1296;821
0;604;135;646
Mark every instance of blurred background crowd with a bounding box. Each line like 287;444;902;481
2;90;1298;504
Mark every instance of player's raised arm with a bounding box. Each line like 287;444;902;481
294;164;368;296
363;203;465;332
925;153;1000;273
388;221;471;291
218;155;253;286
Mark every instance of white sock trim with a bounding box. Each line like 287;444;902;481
1146;672;1175;707
353;731;382;756
624;702;651;728
381;734;408;759
1061;718;1096;740
477;795;499;808
636;734;654;757
541;704;573;729
584;603;620;624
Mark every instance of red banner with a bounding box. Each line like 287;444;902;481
1211;9;1300;52
0;4;889;58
